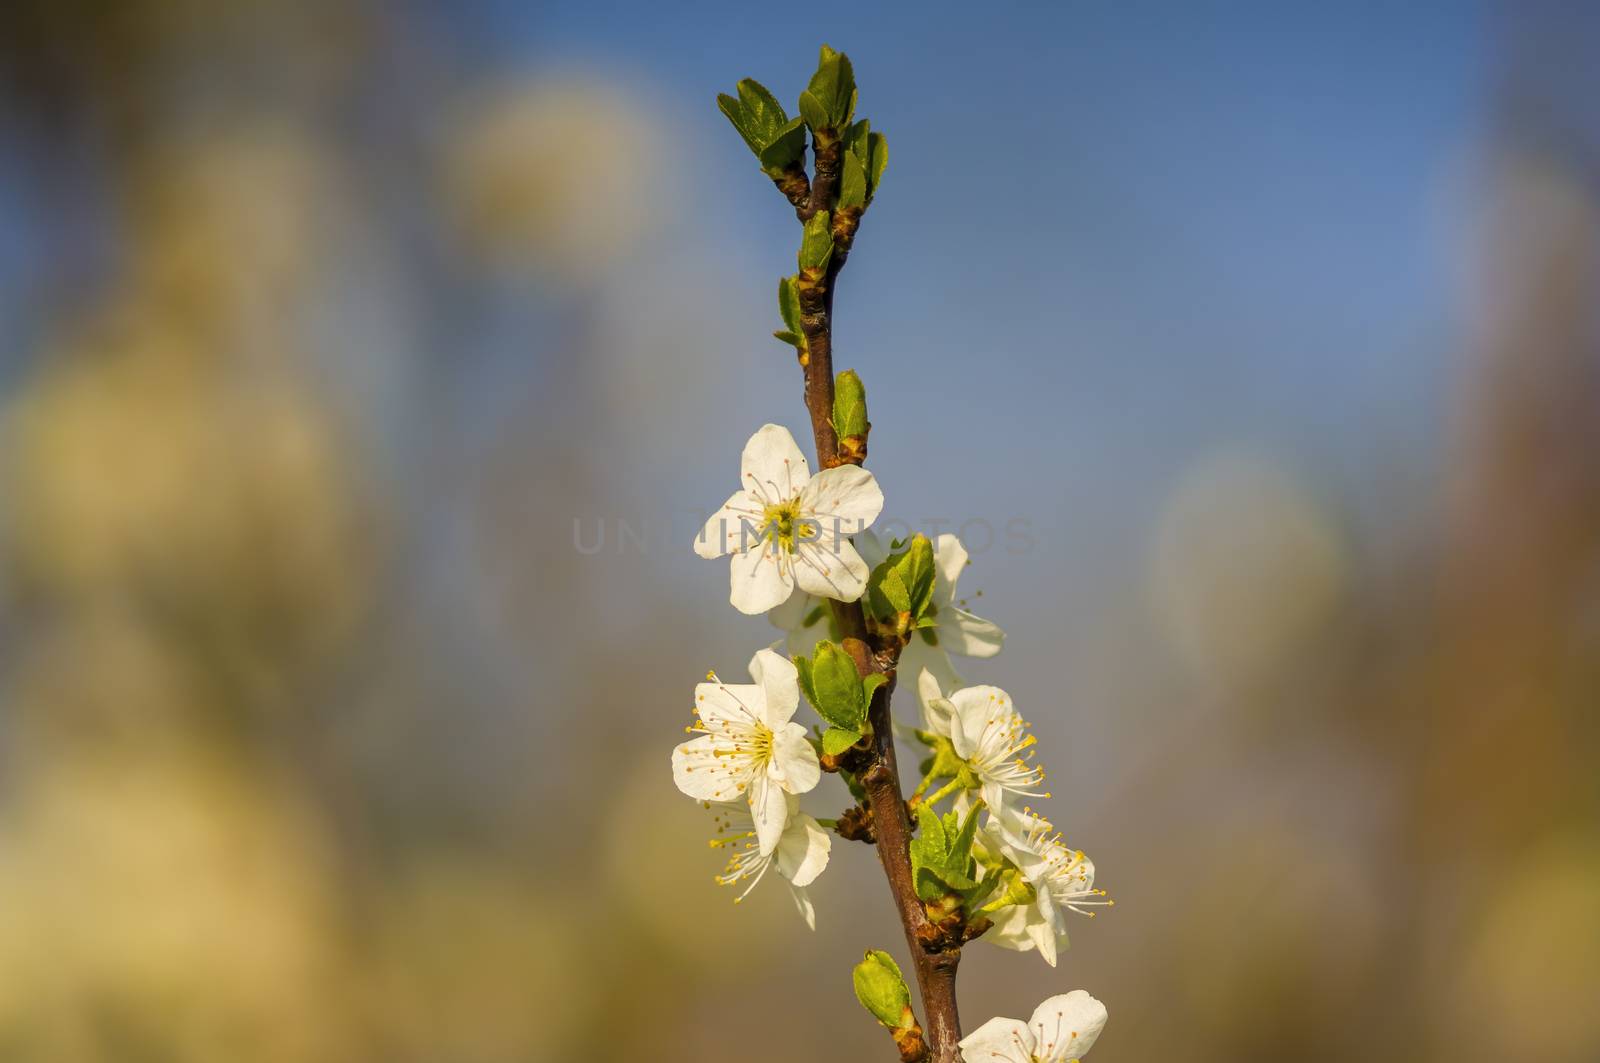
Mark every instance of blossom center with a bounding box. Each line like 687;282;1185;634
761;498;816;553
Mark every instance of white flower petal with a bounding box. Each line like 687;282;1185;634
771;722;821;794
799;464;884;531
748;648;800;726
730;541;795;615
1029;991;1107;1062
741;424;810;502
941;607;1005;658
983;900;1037;952
786;622;828;660
788;884;817;930
907;644;963;726
775;812;832;888
748;772;791;854
1028;911;1061;967
916;666;946;718
852;526;892;569
694;680;766;729
695;490;764;559
671;736;743;801
768;589;816;631
957;1017;1035;1063
933;533;968;604
946;685;1008;760
792;537;869;601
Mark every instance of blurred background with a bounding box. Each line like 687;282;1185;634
1;2;1597;1061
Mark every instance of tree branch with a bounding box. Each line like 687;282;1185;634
795;132;965;1061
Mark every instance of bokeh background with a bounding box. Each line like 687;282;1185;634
2;2;1598;1061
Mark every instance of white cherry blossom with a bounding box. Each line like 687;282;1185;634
916;669;1049;817
671;648;821;853
959;990;1107;1063
703;793;832;928
981;810;1111;967
694;424;884;615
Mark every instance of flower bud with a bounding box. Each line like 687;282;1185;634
833;369;869;462
853;949;913;1030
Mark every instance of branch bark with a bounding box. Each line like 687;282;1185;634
795;124;964;1063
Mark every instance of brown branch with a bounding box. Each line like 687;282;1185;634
794;155;964;1062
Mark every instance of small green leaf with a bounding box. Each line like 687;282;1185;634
797;90;830;135
865;534;936;624
822;726;863;756
853;950;913;1029
838;148;868;209
778;276;804;334
911;804;949;865
915;867;950;903
773;329;803;346
758;116;807;174
949;803;982;867
736;78;788;143
805;640;867;731
844;118;871;159
799;211;834;271
867;131;888;199
868;565;912;618
898;534;938;620
861;671;888;705
794;654;819;713
833;369;868;440
716;93;761;155
803;44;857;130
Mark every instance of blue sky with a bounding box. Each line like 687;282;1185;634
476;2;1489;549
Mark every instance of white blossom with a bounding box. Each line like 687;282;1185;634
703;794;832;929
672;648;821;853
695;424;884;615
916;669;1049;817
981;810;1110;967
959;990;1107;1063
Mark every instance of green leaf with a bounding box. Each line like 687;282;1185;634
868;564;912;619
861;671;888;705
773;329;803;346
758;116;808;173
716;93;761;155
804;640;867;732
803;44;857;130
949;803;982;867
853;950;912;1029
899;534;938;620
736;78;788;143
778;275;803;334
822;726;863;756
864;533;936;624
910;805;948;867
797;90;830;135
799;211;834;271
838;148;868;209
867;131;888;199
844;118;871;158
793;654;819;714
833;369;868;440
910;803;987;903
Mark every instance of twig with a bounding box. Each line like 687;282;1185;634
794;131;965;1063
